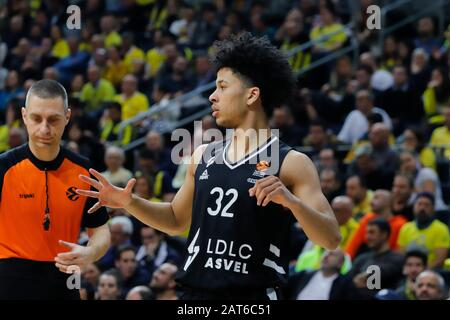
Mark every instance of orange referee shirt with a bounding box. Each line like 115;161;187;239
0;143;109;262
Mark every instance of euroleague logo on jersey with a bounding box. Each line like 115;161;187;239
252;160;270;178
66;187;80;201
256;160;270;171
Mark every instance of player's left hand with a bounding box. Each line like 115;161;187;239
248;175;295;207
54;240;95;274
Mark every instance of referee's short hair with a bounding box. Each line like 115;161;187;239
25;79;69;111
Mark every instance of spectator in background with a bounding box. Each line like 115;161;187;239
7;127;27;149
409;48;431;95
122;32;145;73
332;196;360;249
430;105;450;159
392;174;416;221
275;8;311;73
414;17;441;56
114;245;150;298
53;36;90;87
9;38;31;73
126;286;154;300
98;216;134;271
133;173;160;202
321;54;353;101
143;130;177;177
136;149;175;201
100;101;133;147
136;226;181;277
294;196;356;273
399;151;447;210
66;120;105;170
159;56;192;95
70;74;85;98
423;66;450;125
347;218;404;299
104;45;129;88
288;249;352;300
43;66;59;81
348;144;396;191
315;148;339;172
149;262;179;300
102;146;133;188
114;74;149;121
250;11;275;42
309;0;347;54
80;64;116;115
270;105;303;147
97;270;122;300
192;53;215;90
359;52;394;96
0;98;23;153
320;168;343;202
100;14;122;48
303;119;338;159
149;34;176;81
395;249;428;300
397;192;450;269
381;65;424;135
169;2;196;45
50;25;69;60
380;36;401;71
346;175;373;220
338;90;392;144
0;70;24;112
346;189;407;260
366;123;399;174
82;263;102;298
400;128;436;171
190;3;221;50
414;270;448;300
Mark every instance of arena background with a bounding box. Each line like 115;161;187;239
0;0;450;301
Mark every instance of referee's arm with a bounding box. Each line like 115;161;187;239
86;224;111;261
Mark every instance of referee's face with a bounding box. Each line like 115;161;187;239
22;95;71;149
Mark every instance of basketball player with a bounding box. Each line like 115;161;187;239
76;32;341;300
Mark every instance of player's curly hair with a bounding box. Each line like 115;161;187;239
211;32;296;118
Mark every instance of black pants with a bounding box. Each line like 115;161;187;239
178;286;282;300
0;258;80;300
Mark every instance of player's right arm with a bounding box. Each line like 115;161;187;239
76;144;208;236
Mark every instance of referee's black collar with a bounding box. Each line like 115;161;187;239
25;143;65;171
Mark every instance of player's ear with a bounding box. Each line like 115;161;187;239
65;108;72;125
246;87;260;106
21;107;27;124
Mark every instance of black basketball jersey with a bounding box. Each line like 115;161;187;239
177;134;295;291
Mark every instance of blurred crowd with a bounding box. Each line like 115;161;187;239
1;0;450;300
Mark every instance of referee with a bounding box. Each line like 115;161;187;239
0;80;110;300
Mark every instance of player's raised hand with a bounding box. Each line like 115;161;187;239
248;175;295;207
76;168;136;213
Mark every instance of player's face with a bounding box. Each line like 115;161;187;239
22;95;70;149
209;68;250;128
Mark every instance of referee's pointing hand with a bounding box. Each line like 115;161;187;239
54;240;95;273
76;168;136;213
